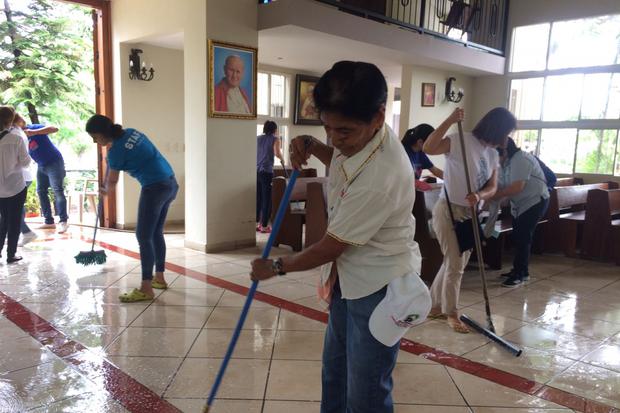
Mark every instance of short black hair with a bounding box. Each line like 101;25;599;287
313;61;387;123
85;114;124;139
402;123;435;148
505;137;520;158
472;107;517;147
263;120;277;135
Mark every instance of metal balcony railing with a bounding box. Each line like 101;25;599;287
308;0;509;56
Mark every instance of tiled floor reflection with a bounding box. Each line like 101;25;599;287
0;227;619;412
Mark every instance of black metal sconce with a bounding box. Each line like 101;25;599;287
129;48;155;81
445;77;464;103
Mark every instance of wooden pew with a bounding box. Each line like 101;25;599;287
271;177;305;251
413;186;443;285
553;182;619;256
290;177;328;202
555;177;584;187
273;167;317;178
582;189;620;261
304;182;328;248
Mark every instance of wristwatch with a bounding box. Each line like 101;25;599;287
272;258;286;276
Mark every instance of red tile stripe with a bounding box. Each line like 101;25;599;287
0;291;181;413
14;234;620;413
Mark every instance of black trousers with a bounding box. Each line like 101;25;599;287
0;187;28;258
512;197;550;279
256;172;273;227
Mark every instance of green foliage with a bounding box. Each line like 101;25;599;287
0;0;94;152
25;181;39;214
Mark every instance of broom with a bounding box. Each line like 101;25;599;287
203;169;300;413
75;188;107;266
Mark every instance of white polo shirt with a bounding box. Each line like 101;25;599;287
322;124;422;300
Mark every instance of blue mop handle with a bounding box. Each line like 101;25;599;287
206;169;300;409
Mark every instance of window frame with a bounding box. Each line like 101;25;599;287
507;14;620;176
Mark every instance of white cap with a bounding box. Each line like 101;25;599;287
369;273;431;347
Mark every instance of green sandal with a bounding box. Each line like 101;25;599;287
151;281;168;290
119;288;154;303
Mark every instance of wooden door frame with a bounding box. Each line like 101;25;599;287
62;0;116;227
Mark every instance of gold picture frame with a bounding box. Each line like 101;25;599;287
208;39;258;119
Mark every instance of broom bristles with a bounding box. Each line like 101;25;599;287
75;250;107;266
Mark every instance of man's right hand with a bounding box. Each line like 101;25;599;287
289;135;314;170
449;107;465;125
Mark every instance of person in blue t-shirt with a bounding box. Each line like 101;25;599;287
256;120;284;234
86;115;178;303
13;115;68;234
401;124;444;180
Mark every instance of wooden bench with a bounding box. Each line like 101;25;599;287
582;189;620;262
413;187;444;285
555;177;584;187
553;182;619;256
271;177;305;251
304;182;328;248
290;177;328;202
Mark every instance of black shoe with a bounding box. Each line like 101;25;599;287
7;256;23;264
502;276;523;288
501;270;529;281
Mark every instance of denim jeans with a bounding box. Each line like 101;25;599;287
512;197;550;279
37;159;68;224
136;176;178;281
321;282;400;413
256;171;273;227
20;181;32;234
0;187;28;258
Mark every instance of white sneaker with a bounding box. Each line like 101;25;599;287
18;231;38;247
57;221;69;234
39;223;56;229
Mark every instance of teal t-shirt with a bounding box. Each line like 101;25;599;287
501;150;549;218
107;128;174;187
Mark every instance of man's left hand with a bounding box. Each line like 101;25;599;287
250;258;276;281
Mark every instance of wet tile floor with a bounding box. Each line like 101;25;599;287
0;227;619;412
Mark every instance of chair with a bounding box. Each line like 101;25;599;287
271;177;305;251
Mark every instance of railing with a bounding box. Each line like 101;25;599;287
311;0;509;56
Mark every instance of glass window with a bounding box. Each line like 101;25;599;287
575;129;618;174
510;24;550;72
616;143;620;176
257;72;269;116
512;130;539;154
542;74;583;121
580;73;620;120
509;78;544;120
548;15;620;70
539;129;577;174
270;74;286;118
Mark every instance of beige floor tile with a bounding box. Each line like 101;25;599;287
502;324;603;360
108;356;183;395
166;358;270;399
272;330;324;360
0;360;99;410
394;406;472;413
447;368;563;408
582;341;620;372
0;317;29;341
392;364;467;405
396;349;436;364
463;343;576;383
277;311;327;332
60;324;124;350
0;335;55;374
221;273;288;288
130;305;214;328
471;408;572;412
111;274;180;289
404;320;489;356
167;398;263;413
263;400;321;413
265;360;322;401
458;308;526;336
167;276;213;289
547;361;620;408
105;327;200;357
154;287;224;307
167;254;227;268
57;303;150;327
190;262;250;278
216;290;274;308
206;306;280;330
258;281;318;302
30;392;130;413
292;295;329;312
188;328;276;359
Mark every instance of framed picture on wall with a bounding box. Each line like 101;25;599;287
209;40;257;119
421;82;436;107
294;74;322;125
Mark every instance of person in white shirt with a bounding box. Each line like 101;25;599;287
250;61;430;413
0;106;32;263
423;107;515;333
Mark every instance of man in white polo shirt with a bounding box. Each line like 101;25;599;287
250;61;430;413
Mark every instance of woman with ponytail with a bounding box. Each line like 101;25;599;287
86;115;178;302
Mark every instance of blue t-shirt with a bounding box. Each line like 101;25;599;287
27;124;63;166
107;128;174;187
257;134;277;173
405;147;434;179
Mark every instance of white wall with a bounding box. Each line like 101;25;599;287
111;0;207;244
399;65;475;170
117;43;185;227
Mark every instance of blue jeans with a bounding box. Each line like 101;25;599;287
37;159;68;224
256;171;273;227
20;181;32;234
136;176;178;281
321;282;400;413
512;197;550;279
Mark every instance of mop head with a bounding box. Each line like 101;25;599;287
74;250;107;266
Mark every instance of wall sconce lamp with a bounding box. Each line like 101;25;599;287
445;77;464;103
129;48;155;81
